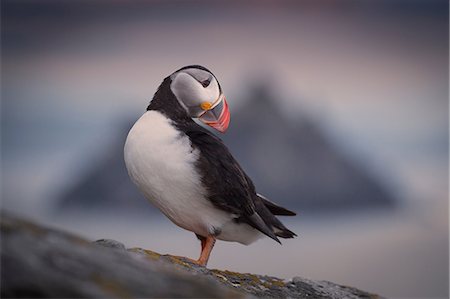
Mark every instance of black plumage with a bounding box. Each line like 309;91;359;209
183;125;296;242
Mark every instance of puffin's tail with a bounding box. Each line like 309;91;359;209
257;194;297;216
255;194;298;240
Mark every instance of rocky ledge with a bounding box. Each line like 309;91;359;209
1;211;381;298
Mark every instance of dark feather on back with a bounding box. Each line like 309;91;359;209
180;123;297;242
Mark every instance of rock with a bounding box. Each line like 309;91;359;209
123;251;381;299
1;212;242;298
94;239;127;251
1;211;382;298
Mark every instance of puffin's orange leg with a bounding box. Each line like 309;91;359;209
196;235;216;266
199;235;207;251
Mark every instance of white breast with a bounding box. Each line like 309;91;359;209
124;111;263;244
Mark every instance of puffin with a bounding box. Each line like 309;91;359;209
124;65;296;266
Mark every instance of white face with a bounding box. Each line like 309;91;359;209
170;68;221;118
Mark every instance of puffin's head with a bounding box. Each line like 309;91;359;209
169;65;230;133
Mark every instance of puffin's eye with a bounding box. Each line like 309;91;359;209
201;79;211;88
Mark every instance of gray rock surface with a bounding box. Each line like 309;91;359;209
1;211;381;298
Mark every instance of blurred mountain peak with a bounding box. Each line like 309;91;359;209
56;84;396;215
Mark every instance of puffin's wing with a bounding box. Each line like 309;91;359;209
185;128;280;243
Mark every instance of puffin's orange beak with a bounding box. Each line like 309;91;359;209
199;96;230;133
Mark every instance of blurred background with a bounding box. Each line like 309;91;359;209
1;0;448;298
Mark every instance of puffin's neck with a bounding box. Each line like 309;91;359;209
147;76;192;123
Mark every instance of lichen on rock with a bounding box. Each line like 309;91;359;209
120;245;381;299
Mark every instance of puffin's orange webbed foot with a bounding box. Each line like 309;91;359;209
165;235;216;267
